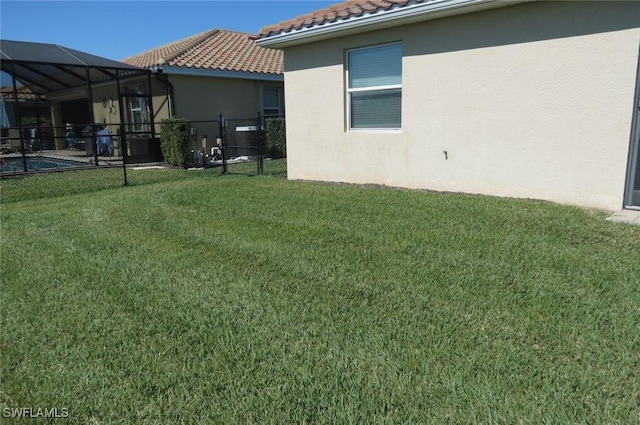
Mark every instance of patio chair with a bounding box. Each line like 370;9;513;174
65;127;81;149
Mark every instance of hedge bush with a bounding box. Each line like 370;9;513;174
265;117;286;158
160;118;190;167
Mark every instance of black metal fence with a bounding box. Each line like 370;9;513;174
0;114;286;203
219;113;286;177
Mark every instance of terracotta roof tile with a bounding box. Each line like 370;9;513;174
121;29;283;75
258;0;421;38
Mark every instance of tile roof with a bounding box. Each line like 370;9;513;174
258;0;419;38
121;29;283;75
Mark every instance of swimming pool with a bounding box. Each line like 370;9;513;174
1;156;87;173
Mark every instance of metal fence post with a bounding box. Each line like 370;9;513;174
201;134;207;168
219;113;227;174
256;112;264;175
121;124;128;186
92;125;99;167
19;133;27;172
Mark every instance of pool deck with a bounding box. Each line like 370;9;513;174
30;149;122;165
1;149;125;168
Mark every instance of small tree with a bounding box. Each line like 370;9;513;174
160;118;190;167
265;117;286;158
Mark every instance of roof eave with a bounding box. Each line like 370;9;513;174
257;0;532;49
160;66;284;82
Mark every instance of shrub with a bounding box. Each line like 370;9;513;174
160;118;190;167
20;117;41;127
265;117;286;158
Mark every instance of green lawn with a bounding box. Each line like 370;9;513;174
0;165;221;203
0;159;286;203
1;176;639;424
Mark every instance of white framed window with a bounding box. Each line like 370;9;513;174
346;42;402;131
125;86;150;132
263;86;283;117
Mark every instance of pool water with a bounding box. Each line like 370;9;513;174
1;156;86;173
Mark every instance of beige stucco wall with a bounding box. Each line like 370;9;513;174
171;75;255;120
283;1;640;210
90;84;121;126
168;74;283;142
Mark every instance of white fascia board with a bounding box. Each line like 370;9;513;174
257;0;530;48
160;66;283;82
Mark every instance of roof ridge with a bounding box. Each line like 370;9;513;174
216;28;256;37
121;28;219;65
160;29;220;65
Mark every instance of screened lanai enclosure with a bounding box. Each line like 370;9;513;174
0;39;168;175
0;39;288;202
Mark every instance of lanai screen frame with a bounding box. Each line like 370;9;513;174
0;39;155;144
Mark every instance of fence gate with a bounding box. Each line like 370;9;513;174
219;113;264;176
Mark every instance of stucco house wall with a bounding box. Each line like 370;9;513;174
281;1;640;210
170;74;282;120
151;73;283;151
76;73;281;129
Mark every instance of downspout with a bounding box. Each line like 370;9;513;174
154;69;175;117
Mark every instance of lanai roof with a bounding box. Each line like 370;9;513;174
0;39;149;96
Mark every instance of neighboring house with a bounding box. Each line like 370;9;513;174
257;0;640;211
2;30;283;158
118;29;284;141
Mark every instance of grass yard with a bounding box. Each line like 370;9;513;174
0;165;222;203
1;176;639;424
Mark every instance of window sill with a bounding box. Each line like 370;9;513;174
347;128;401;134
